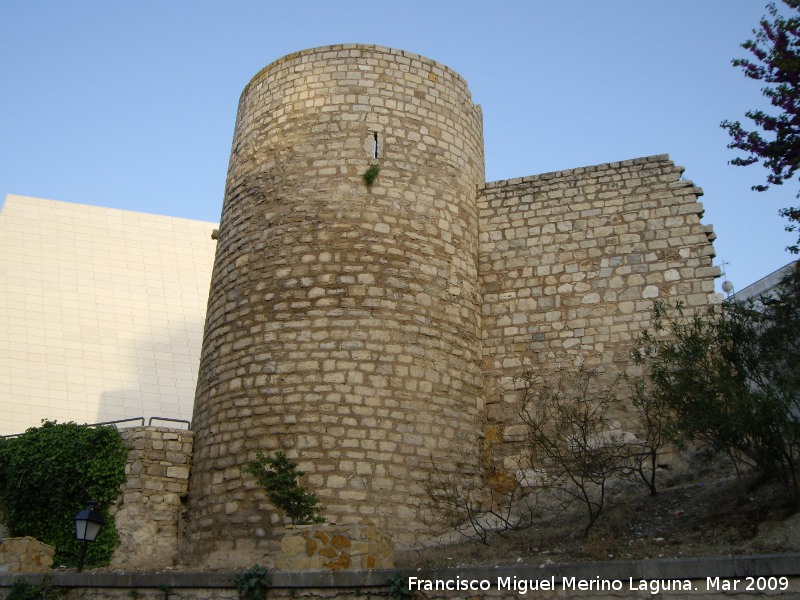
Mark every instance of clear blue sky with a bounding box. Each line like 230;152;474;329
1;1;796;293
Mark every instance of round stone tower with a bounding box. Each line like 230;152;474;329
185;44;485;567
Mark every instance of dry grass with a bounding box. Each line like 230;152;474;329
398;462;800;569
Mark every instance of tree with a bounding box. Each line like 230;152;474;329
635;266;800;504
423;438;538;544
518;370;633;537
626;375;673;497
242;451;324;525
721;1;800;253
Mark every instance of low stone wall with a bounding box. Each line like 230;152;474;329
278;523;393;570
0;537;54;573
111;426;194;569
1;554;798;598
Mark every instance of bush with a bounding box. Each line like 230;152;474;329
635;265;800;503
423;438;537;544
518;370;633;537
242;451;324;525
0;421;127;567
7;576;65;600
235;564;272;600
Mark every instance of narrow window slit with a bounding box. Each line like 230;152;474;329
373;132;379;159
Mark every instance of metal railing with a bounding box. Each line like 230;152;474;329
1;416;191;438
148;417;191;428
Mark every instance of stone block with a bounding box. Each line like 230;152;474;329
278;523;393;571
0;537;55;573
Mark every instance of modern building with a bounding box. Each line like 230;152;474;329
732;260;798;303
0;194;217;436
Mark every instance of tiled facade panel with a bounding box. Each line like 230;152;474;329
0;195;217;435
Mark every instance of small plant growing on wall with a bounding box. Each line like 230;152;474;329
157;585;172;600
242;451;325;524
362;164;380;187
235;564;272;600
387;573;415;599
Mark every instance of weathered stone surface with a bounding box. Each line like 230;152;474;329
277;523;393;571
479;155;720;461
0;537;55;573
186;44;485;566
183;44;720;569
111;427;194;570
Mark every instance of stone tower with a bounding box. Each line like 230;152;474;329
186;45;486;567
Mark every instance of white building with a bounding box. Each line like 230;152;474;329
0;195;217;436
731;260;798;303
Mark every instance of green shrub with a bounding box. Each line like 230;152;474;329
242;451;324;525
7;575;65;599
0;421;127;567
235;564;272;600
362;164;380;186
636;266;800;503
387;573;415;599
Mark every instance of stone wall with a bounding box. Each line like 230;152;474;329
278;523;393;571
187;44;486;567
184;45;723;569
112;427;193;569
478;154;719;439
0;537;54;574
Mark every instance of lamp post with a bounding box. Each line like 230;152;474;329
74;502;105;572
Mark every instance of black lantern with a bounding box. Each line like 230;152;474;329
74;502;105;572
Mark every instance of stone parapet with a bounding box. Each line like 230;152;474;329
1;554;799;598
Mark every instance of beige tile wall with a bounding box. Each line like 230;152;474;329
0;195;217;435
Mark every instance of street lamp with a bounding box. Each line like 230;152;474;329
74;502;105;572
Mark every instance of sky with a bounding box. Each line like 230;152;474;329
1;1;797;293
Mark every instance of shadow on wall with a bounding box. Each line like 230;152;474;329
94;319;205;428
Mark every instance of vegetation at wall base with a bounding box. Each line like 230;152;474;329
0;420;127;568
242;451;325;525
7;575;65;599
425;368;670;543
425;266;799;544
235;564;272;600
636;265;800;505
519;371;639;538
387;573;415;600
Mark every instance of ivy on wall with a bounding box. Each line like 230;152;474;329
0;421;127;568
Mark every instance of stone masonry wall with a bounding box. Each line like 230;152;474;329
0;537;54;573
187;44;486;567
112;427;193;569
478;154;719;440
278;523;393;570
183;45;726;569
